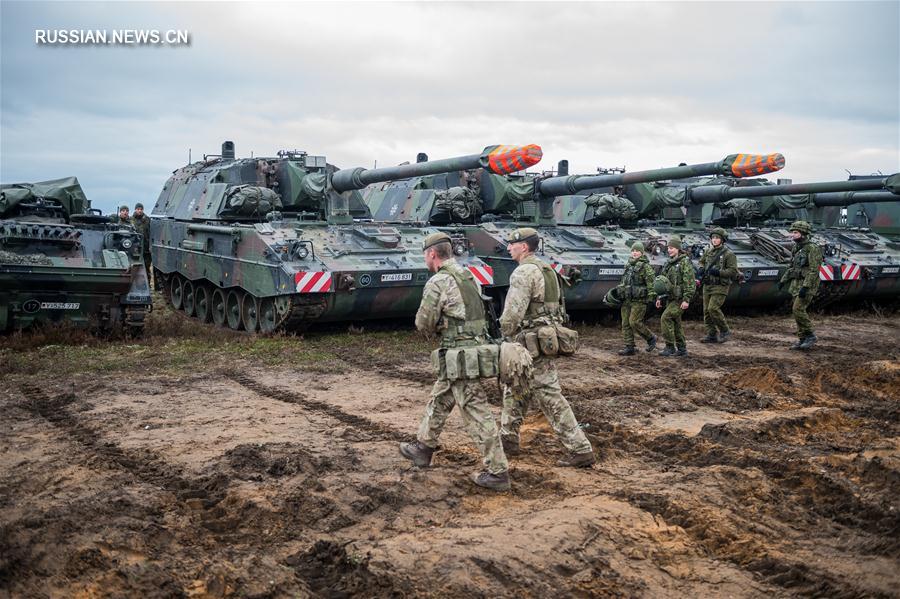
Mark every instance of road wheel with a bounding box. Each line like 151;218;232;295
195;284;212;323
170;275;184;310
225;289;243;330
211;288;227;327
242;294;260;332
258;297;279;334
183;280;196;317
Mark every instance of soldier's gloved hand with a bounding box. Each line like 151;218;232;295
708;267;720;276
697;268;705;279
798;286;808;298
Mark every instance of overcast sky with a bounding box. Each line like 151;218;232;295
1;1;898;215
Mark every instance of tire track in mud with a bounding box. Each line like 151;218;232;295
337;351;434;386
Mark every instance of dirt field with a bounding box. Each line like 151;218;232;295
1;303;899;598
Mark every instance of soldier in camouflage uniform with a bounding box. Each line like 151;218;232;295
130;202;153;283
656;237;695;357
779;221;822;350
111;205;130;225
698;228;738;343
498;228;595;468
399;232;510;491
617;242;657;356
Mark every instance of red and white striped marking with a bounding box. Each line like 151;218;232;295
840;263;861;280
294;271;332;293
551;262;565;275
468;265;494;286
819;265;834;281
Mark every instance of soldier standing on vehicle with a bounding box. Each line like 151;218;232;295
112;205;130;225
399;232;510;491
130;202;152;283
616;242;657;355
779;221;822;350
698;228;738;343
656;237;695;357
498;228;595;467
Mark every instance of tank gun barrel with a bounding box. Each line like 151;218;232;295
537;153;785;197
687;174;897;204
331;144;542;193
810;191;900;207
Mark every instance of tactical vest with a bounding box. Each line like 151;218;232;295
703;246;732;286
785;242;813;280
521;256;564;325
621;259;648;300
662;255;689;301
438;264;488;348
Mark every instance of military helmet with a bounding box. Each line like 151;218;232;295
710;227;728;241
630;242;645;253
653;275;671;297
506;227;539;243
667;236;682;250
603;286;624;307
422;232;452;251
789;220;812;235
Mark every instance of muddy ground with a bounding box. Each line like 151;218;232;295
1;304;899;598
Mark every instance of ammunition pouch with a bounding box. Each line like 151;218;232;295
431;344;499;381
517;324;578;358
555;325;579;355
627;285;647;300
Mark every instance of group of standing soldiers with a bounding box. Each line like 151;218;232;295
111;203;153;283
399;221;825;491
616;220;823;355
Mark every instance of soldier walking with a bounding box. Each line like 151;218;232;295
698;228;738;343
399;232;510;491
617;242;657;355
656;237;695;357
498;228;595;467
779;221;822;350
130;202;153;284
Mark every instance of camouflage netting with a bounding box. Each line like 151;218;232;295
722;199;762;221
584;193;638;220
0;177;90;218
499;341;533;394
433;187;482;221
0;249;52;265
221;185;282;217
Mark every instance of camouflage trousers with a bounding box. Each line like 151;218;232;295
791;293;815;338
500;356;592;454
620;301;652;347
418;378;508;475
702;288;730;336
660;300;686;349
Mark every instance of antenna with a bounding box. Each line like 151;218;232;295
189;148;191;164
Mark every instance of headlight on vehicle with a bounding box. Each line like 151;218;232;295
121;238;133;250
296;245;309;260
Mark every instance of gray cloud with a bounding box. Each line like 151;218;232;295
2;1;897;214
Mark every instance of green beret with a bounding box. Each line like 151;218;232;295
667;236;682;250
422;232;452;251
506;227;539;243
630;242;645;253
119;205;129;211
134;202;144;210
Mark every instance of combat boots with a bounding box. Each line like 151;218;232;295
501;435;520;456
557;451;596;468
399;441;434;467
617;346;637;356
658;344;676;357
718;330;732;343
700;334;718;343
798;334;818;350
675;346;688;357
472;470;511;491
646;334;658;352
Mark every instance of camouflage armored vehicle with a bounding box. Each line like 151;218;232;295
364;152;784;310
150;142;541;332
610;173;900;306
0;177;152;334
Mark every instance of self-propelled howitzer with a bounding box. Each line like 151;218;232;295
151;141;542;332
0;177;151;334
